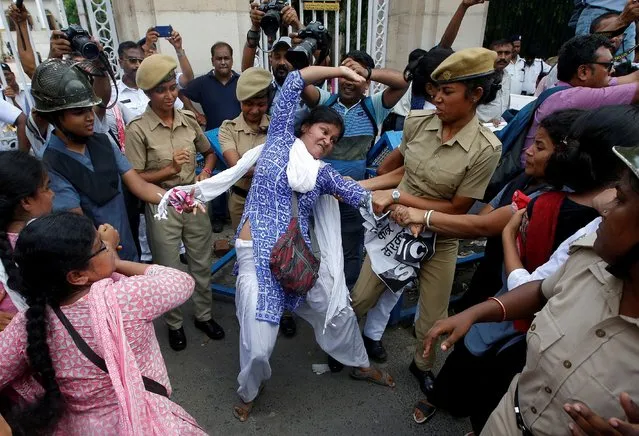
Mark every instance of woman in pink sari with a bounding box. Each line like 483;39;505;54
0;211;205;435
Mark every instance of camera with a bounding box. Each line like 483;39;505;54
286;21;331;70
61;24;99;60
258;0;288;38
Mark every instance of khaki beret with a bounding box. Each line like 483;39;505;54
431;48;497;84
136;54;177;91
236;67;272;101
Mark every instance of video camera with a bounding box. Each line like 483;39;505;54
61;24;99;60
258;0;288;39
286;21;331;70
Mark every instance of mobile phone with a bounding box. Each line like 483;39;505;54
154;25;173;38
512;190;531;210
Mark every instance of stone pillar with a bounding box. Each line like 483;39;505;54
386;0;489;71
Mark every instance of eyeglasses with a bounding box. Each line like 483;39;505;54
87;241;108;261
590;61;614;72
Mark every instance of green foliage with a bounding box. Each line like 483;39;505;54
484;0;575;58
63;0;79;25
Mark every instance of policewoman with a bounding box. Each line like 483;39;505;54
424;145;639;435
354;48;503;403
219;67;271;231
125;54;224;351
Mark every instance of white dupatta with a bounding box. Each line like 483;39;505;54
155;139;352;331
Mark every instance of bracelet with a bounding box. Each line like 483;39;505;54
176;49;185;57
365;66;372;81
425;210;434;229
488;297;507;322
202;167;212;176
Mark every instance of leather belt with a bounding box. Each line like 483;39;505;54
232;186;249;198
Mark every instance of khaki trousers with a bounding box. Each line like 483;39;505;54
351;237;459;370
145;203;214;329
228;191;246;232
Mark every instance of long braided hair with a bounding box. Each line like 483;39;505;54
7;212;96;434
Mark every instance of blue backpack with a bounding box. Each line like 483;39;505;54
483;86;569;201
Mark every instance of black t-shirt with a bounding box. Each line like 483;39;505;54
181;71;241;131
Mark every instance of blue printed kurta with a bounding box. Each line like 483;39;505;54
238;70;367;324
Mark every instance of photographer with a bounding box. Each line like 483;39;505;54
47;28;113;143
301;50;408;292
140;26;194;89
242;1;301;71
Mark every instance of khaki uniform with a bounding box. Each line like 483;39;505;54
125;107;214;329
351;111;501;370
482;234;639;436
218;113;269;230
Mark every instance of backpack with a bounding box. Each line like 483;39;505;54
325;93;379;138
482;85;569;202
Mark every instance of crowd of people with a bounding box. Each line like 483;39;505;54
0;0;639;434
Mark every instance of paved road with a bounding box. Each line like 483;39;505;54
157;297;472;436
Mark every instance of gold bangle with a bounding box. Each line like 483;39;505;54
488;297;506;322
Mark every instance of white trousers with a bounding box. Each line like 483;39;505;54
362;288;401;341
235;239;370;403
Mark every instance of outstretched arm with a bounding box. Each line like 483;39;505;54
439;0;486;49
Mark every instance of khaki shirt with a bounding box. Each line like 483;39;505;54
218;113;269;191
514;235;639;435
125;107;211;189
398;111;501;201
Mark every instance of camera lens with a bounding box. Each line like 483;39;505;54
261;10;281;39
286;39;317;70
80;40;100;60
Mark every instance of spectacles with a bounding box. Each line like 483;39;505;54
590;61;614;72
87;241;108;261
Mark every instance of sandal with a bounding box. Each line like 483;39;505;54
232;384;265;422
233;401;253;422
413;399;437;424
349;367;396;387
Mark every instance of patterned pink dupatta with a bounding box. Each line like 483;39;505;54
87;278;151;435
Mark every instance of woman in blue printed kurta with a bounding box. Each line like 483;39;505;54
233;66;395;421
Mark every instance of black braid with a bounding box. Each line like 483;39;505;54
7;212;97;434
7;296;67;435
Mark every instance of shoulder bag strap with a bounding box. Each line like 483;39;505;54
52;306;169;398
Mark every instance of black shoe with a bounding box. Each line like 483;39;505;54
168;327;187;351
327;354;344;373
409;360;435;396
212;219;224;233
194;318;225;340
279;314;297;338
179;253;187;264
363;335;387;363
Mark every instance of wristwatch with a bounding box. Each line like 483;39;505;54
391;189;401;204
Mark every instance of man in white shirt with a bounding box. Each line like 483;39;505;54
0;98;28;151
107;29;194;139
508;50;551;96
477;39;513;123
1;63;31;116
